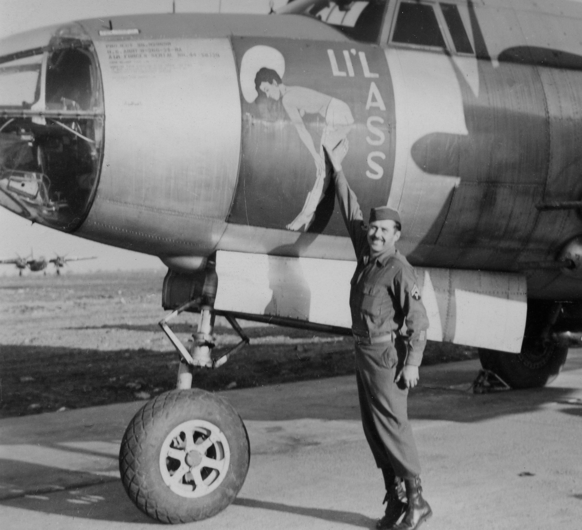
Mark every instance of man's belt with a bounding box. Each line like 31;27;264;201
352;330;395;345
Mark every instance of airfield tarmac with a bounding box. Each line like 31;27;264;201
0;356;581;530
1;272;582;529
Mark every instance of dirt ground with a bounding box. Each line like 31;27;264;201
0;270;478;419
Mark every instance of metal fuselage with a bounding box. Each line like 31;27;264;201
27;258;48;272
2;0;582;301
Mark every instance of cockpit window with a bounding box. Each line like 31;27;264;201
391;2;446;48
277;0;388;43
47;48;95;110
0;23;103;233
440;3;473;54
0;55;43;107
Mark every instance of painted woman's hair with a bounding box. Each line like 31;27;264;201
254;67;282;93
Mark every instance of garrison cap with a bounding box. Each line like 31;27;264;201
369;206;401;225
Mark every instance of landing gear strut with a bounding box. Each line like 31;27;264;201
119;265;251;524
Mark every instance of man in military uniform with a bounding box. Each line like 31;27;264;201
325;147;432;530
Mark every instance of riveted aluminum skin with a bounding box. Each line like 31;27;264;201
75;20;242;260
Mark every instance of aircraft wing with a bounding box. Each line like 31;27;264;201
48;256;96;263
64;256;97;263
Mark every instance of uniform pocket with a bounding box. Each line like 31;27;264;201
381;344;398;369
359;284;382;316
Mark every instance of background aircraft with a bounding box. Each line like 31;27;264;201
0;254;30;275
0;253;96;275
49;254;97;274
2;0;582;524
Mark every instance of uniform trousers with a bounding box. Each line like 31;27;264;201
355;338;421;479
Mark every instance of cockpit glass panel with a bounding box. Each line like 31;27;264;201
277;0;388;43
392;2;446;48
441;3;473;54
0;23;103;233
0;55;43;107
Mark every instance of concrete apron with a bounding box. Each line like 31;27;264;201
1;357;581;530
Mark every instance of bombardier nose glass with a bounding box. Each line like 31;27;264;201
0;23;103;231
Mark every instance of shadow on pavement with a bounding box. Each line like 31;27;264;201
234;497;376;528
0;479;155;525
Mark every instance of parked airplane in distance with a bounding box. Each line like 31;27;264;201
0;253;96;275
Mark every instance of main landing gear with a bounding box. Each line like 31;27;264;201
478;301;571;389
119;266;252;524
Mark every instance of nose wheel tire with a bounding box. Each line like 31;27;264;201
119;389;250;524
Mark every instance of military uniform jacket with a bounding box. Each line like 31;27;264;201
333;168;429;366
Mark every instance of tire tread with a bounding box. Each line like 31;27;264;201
119;389;249;524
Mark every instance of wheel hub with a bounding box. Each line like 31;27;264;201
186;450;203;467
159;418;231;498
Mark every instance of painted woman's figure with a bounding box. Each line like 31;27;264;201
255;67;354;231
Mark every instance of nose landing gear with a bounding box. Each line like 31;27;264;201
119;268;251;524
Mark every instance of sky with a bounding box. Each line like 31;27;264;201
0;0;283;274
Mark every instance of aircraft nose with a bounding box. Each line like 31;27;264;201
0;23;103;231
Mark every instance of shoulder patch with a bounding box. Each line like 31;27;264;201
410;284;421;300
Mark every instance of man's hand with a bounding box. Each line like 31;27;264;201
395;365;419;389
314;154;326;177
322;144;342;174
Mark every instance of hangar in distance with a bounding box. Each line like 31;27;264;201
1;0;582;524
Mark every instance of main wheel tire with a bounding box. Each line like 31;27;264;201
119;389;250;524
479;339;568;389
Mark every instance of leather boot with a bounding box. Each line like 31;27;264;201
376;470;407;529
392;477;432;530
